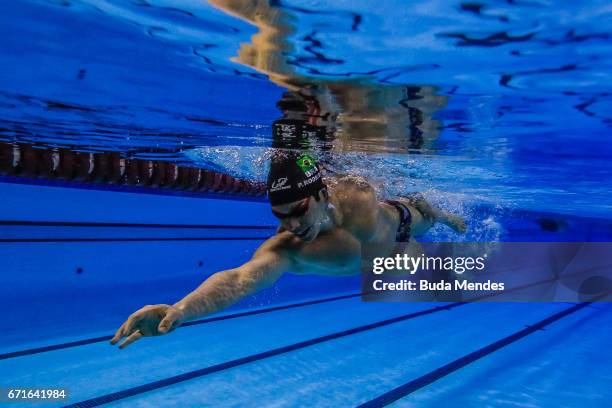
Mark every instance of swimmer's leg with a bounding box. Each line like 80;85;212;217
438;211;467;234
399;193;467;235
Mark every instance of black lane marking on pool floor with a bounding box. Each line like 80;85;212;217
1;261;567;361
60;276;583;407
0;221;276;242
0;220;276;229
356;301;598;408
3;274;566;362
0;293;362;361
63;303;466;408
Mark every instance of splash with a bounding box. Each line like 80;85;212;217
186;145;508;241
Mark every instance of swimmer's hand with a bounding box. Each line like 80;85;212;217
110;304;185;349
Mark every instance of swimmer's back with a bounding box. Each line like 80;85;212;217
326;175;382;241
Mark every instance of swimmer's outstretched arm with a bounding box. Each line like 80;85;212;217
110;239;292;349
174;245;290;321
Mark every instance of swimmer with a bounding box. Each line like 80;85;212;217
111;152;466;349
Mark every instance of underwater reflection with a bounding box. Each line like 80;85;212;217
209;0;447;153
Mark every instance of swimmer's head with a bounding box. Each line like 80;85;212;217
267;152;328;241
267;151;324;206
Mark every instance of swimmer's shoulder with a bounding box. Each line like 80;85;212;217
326;175;376;207
326;174;373;192
327;175;379;238
329;176;377;213
254;230;305;258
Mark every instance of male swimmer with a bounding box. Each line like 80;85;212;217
111;152;466;349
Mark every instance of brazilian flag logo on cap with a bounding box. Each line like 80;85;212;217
296;154;317;176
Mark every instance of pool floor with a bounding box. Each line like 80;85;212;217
2;295;610;407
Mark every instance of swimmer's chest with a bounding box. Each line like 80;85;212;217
289;228;362;276
289;227;397;276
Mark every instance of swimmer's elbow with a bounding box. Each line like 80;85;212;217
238;250;291;291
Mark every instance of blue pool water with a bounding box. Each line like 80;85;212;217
1;0;611;221
1;1;611;407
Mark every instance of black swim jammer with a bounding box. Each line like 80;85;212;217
385;200;412;242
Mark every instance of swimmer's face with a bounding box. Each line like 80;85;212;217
271;190;327;242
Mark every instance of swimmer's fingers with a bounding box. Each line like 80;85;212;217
157;314;176;334
158;307;185;334
110;311;145;345
110;322;128;345
118;330;143;349
122;313;145;335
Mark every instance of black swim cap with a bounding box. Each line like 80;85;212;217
267;152;324;206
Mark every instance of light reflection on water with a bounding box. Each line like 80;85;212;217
0;0;611;219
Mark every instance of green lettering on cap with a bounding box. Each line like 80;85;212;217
296;154;317;175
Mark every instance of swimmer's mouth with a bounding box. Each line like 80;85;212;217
296;226;312;239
